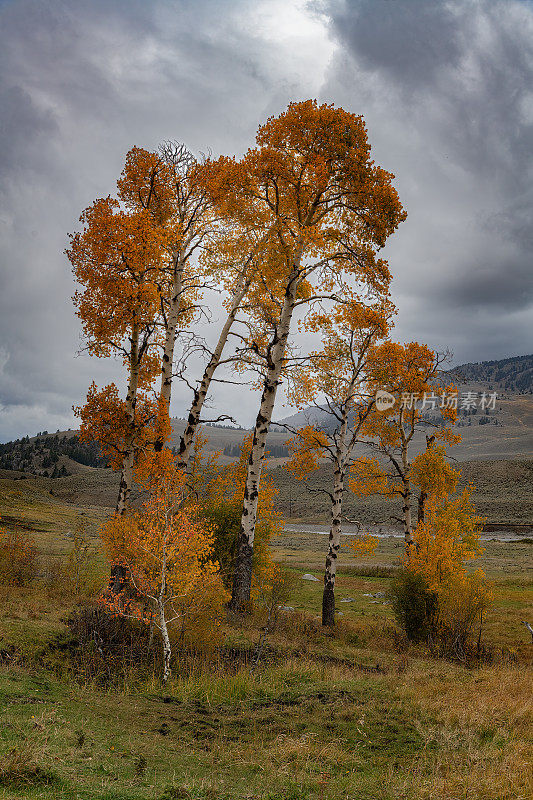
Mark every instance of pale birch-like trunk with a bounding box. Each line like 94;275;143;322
154;250;184;453
176;272;249;471
115;322;141;516
323;412;349;627
230;267;301;611
160;605;172;685
323;338;374;626
112;322;141;595
158;545;172;684
400;435;414;549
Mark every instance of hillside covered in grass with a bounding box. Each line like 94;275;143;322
0;493;531;800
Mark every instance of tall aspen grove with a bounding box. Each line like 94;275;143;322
69;99;487;641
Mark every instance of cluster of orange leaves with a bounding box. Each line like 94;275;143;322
405;487;492;635
0;528;38;586
74;383;161;471
68;196;171;358
100;457;226;629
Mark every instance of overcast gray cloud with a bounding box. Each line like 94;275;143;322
321;0;533;357
0;0;532;440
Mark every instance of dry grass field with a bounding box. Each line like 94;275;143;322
0;463;531;799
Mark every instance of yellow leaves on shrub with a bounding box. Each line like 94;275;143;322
350;532;378;557
0;529;37;586
406;487;486;595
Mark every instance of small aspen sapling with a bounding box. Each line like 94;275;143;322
100;465;224;684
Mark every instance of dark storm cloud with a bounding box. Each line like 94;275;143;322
0;0;532;440
330;0;463;87
321;0;533;357
0;0;332;439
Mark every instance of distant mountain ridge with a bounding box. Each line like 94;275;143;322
276;354;533;462
1;356;531;474
447;354;533;393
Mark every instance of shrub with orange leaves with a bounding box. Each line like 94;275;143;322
0;529;37;587
99;468;226;683
394;487;492;657
406;487;485;591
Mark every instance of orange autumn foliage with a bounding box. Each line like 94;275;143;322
402;487;492;656
411;442;460;502
0;529;37;587
116;143;206;332
68;195;168;361
74;382;158;472
349;456;390;497
285;426;330;481
100;467;227;678
199;99;404;347
67;147;177;514
353;341;462;546
117;145;176;222
405;487;485;591
100;497;219;618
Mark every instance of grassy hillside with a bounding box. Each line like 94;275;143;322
0;499;531;799
269;459;533;526
447;353;533;393
1;455;532;528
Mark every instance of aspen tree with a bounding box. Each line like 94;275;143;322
202;100;406;609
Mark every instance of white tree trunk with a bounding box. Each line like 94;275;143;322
323;413;349;627
159;598;172;685
401;442;414;549
155;252;184;452
230;266;301;610
176;272;250;471
159;540;172;684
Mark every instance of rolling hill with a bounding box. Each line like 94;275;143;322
446;353;533;393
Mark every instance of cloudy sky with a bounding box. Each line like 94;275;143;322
1;0;532;440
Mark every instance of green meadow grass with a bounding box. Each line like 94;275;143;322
0;477;531;799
